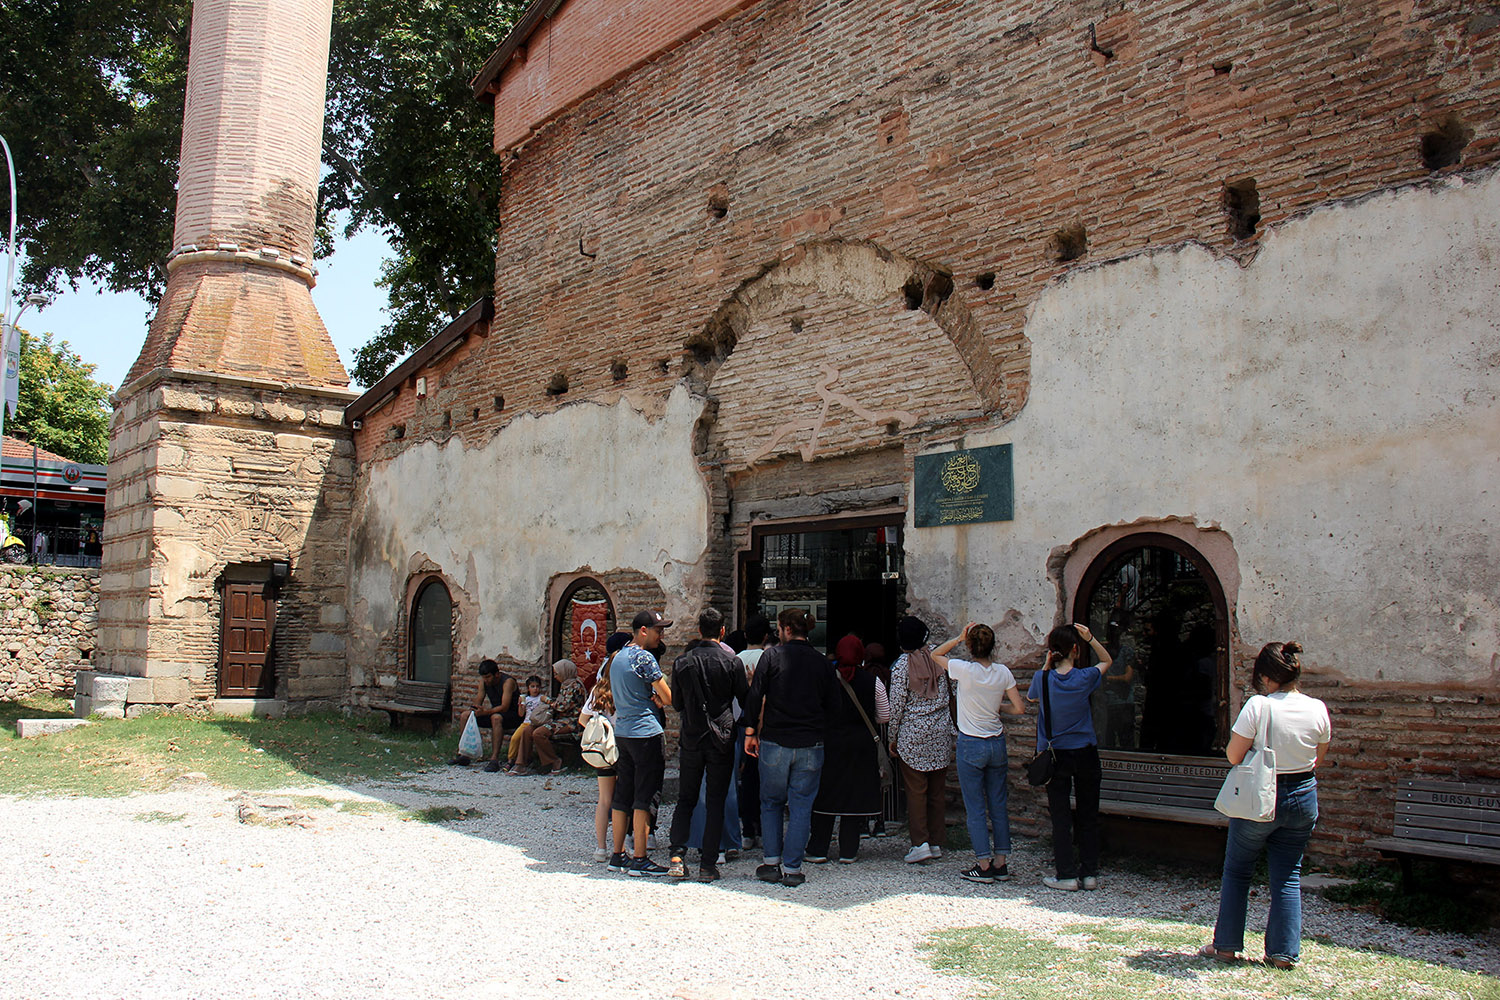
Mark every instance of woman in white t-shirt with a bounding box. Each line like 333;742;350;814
932;622;1025;884
1201;641;1331;971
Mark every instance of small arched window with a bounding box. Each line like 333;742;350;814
409;578;453;684
554;578;615;688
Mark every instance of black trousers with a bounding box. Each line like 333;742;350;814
807;812;865;861
669;736;733;860
1046;745;1101;879
738;746;760;837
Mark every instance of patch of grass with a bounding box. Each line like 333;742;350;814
0;707;449;797
409;805;483;823
0;695;74;725
925;920;1495;1000
133;810;186;824
1323;861;1490;934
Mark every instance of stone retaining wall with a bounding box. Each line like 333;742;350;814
0;567;100;700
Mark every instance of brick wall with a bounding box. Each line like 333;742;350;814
344;0;1500;858
0;568;99;701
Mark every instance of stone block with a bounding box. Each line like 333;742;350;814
15;718;91;738
149;677;193;704
211;698;286;718
90;674;132;702
74;696;124;720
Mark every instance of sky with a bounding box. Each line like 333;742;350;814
12;224;395;394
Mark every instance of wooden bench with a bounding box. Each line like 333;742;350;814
371;679;451;733
1098;751;1232;827
1365;778;1500;889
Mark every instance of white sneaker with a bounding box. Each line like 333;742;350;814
904;843;934;863
1080;875;1099;890
592;847;609;863
1042;875;1080;891
930;845;942;859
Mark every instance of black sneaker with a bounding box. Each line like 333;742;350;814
993;863;1013;882
781;870;806;887
698;864;721;882
960;863;996;884
755;863;782;883
606;853;629;873
448;755;471;766
627;856;669;877
482;760;501;772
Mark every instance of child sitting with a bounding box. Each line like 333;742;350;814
507;675;553;774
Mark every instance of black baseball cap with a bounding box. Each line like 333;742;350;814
631;610;673;630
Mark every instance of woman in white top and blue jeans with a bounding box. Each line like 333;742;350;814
1203;641;1331;970
932;622;1025;884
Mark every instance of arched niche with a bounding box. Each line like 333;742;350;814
408;576;454;684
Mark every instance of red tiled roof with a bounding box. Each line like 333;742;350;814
1;436;73;464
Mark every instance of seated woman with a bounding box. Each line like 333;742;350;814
533;659;585;775
450;659;519;773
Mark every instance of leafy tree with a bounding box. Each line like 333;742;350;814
322;1;523;386
0;0;188;298
10;329;112;465
1;0;522;388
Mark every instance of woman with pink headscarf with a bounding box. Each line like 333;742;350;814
805;633;888;864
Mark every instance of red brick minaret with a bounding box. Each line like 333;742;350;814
87;0;355;715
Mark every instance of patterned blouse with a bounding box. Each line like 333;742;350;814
542;679;585;738
888;651;955;771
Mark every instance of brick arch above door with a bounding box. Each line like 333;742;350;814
696;239;1004;475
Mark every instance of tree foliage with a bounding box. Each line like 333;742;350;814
1;0;523;388
10;329;113;465
0;0;188;298
323;1;523;386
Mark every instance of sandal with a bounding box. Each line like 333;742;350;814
1264;956;1295;971
1198;943;1240;964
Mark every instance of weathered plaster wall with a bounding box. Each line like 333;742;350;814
347;386;711;683
908;170;1500;688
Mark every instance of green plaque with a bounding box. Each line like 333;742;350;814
914;444;1013;527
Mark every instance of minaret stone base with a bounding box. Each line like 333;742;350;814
95;371;354;711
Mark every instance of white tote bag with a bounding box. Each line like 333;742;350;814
1214;695;1278;821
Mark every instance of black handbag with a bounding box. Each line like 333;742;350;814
1025;668;1056;786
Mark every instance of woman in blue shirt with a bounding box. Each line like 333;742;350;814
1027;623;1112;892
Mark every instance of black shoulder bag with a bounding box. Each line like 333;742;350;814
1025;668;1056;786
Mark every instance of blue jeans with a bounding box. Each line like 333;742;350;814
956;732;1011;862
758;739;824;873
1214;774;1319;963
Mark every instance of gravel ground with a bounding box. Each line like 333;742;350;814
1;768;1495;1000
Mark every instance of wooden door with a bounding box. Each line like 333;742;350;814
220;583;275;697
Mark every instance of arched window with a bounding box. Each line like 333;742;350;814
553;579;615;688
409;578;453;684
1073;533;1230;756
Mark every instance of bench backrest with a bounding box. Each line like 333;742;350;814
1395;779;1500;851
393;678;449;713
1100;751;1231;814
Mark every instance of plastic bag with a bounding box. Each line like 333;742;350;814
458;712;483;758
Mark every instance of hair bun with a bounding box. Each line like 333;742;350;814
1283;641;1303;660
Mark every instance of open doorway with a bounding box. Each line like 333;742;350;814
739;515;906;656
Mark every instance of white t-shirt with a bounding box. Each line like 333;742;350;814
946;657;1018;738
1231;691;1331;774
739;647;766;675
